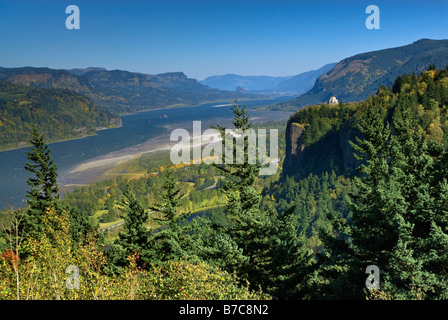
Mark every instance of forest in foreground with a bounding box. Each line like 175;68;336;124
1;66;448;300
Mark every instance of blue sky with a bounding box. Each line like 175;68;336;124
0;0;447;79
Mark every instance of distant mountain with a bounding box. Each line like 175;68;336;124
0;67;257;114
270;63;337;94
67;67;107;76
274;39;448;111
200;74;290;92
0;80;120;151
200;63;336;94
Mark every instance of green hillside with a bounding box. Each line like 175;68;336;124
284;64;448;178
0;80;120;150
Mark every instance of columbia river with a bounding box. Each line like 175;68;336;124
0;97;293;208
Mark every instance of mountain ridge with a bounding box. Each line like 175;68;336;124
0;67;259;114
274;38;448;111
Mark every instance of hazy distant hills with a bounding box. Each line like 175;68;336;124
200;74;289;92
200;63;336;94
273;39;448;111
0;67;257;114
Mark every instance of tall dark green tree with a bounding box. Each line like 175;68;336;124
23;127;60;239
107;184;153;272
313;102;394;299
22;127;93;244
318;97;448;299
150;169;191;263
212;101;314;297
384;105;448;299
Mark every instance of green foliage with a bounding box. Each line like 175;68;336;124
149;169;193;263
0;80;117;151
21;129;93;247
207;101;315;298
317;90;448;299
4;67;448;300
143;260;268;300
22;127;59;240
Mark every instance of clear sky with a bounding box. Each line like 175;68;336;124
0;0;447;80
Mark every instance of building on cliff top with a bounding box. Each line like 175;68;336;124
328;96;339;105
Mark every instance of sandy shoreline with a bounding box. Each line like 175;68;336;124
58;135;172;187
58;132;223;188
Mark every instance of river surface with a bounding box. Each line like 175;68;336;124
0;97;293;209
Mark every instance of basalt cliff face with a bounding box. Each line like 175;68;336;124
284;115;358;178
284;65;448;179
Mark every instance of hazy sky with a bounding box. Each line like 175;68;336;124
0;0;447;79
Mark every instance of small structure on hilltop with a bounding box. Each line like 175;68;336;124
328;96;339;105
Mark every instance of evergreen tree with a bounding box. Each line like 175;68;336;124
23;127;59;239
150;169;191;263
384;105;448;299
213;101;313;297
319;99;448;299
107;184;153;271
22;127;93;243
315;103;394;299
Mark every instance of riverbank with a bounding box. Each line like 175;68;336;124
58;130;223;191
0;124;122;153
58;134;174;190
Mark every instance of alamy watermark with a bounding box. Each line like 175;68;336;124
66;5;80;30
365;5;380;30
66;265;80;290
170;121;279;176
365;265;380;290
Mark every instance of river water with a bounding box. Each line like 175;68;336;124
0;97;293;208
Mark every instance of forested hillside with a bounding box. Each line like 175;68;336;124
284;64;448;177
0;80;120;151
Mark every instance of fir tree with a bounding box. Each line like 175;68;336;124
319;98;448;299
22;127;93;243
213;101;314;297
23;127;59;239
150;169;191;263
107;184;153;271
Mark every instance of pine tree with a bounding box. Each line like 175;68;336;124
150;169;191;263
22;127;93;244
213;101;314;297
213;101;274;286
107;184;153;271
315;102;395;299
319;98;448;299
385;105;448;299
22;127;59;239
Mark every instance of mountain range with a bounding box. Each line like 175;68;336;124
272;38;448;111
200;63;336;94
2;38;448;151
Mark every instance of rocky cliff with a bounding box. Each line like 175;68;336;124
283;103;360;178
